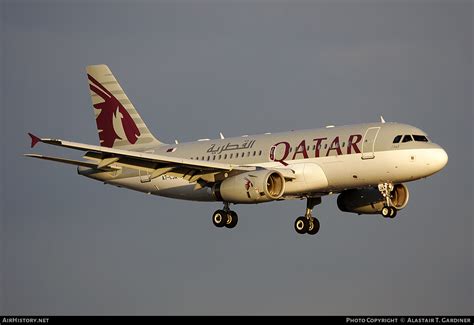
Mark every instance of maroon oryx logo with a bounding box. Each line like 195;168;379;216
88;74;140;147
244;177;254;191
244;177;255;199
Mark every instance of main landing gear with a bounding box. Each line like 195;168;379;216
294;197;321;235
378;182;397;219
212;202;238;229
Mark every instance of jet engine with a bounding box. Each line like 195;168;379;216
337;183;409;214
214;170;285;203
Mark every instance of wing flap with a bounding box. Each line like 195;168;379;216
24;154;116;171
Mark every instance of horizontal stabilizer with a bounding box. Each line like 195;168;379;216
24;154;116;170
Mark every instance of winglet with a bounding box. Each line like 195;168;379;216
28;133;41;148
380;116;386;123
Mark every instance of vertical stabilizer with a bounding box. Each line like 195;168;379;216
86;64;163;148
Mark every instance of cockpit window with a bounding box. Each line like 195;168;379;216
413;135;429;142
402;135;413;143
393;135;402;143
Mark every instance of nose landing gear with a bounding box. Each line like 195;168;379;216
381;206;397;218
378;182;398;218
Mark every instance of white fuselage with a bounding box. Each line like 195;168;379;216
85;122;448;203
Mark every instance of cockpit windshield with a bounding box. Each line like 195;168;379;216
413;135;429;142
393;134;429;144
393;135;402;143
402;135;413;143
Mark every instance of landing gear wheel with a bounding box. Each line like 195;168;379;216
307;218;320;235
389;207;397;218
294;216;309;234
381;206;391;218
212;210;227;228
294;197;322;235
225;211;238;228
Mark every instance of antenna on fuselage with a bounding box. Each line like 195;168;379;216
380;116;386;123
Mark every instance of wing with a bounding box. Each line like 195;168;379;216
26;133;256;184
24;154;117;171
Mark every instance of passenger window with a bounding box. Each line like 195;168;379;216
247;152;250;157
230;153;233;159
393;135;402;143
207;156;210;161
259;150;262;156
224;154;227;159
241;152;245;158
402;135;413;143
253;151;256;156
413;135;429;142
213;156;216;160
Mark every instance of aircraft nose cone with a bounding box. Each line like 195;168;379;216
433;148;448;171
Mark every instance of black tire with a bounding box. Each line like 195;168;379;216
389;207;397;218
212;210;227;228
381;207;390;218
294;216;308;234
225;211;238;228
307;218;320;235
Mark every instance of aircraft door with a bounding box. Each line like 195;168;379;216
361;127;380;159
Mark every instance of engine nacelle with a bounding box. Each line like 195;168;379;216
214;170;285;204
337;184;410;214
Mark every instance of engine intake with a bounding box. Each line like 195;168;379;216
215;170;285;203
337;183;409;214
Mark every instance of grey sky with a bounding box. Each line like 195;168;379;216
1;0;472;315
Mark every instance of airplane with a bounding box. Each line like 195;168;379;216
26;64;448;235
